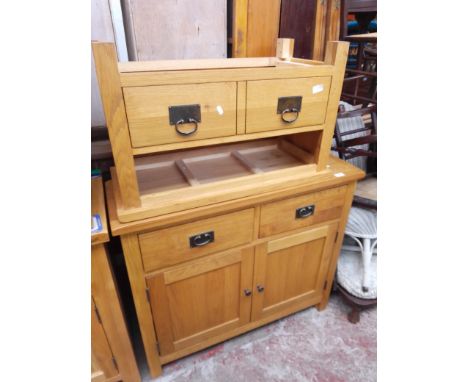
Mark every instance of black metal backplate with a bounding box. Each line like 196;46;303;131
168;104;201;125
189;231;215;248
277;96;302;114
295;204;315;219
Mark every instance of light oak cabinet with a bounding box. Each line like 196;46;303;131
95;38;364;378
144;222;338;358
92;39;350;218
92;298;119;382
107;167;363;378
91;178;140;382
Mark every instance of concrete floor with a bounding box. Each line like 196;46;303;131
139;294;376;382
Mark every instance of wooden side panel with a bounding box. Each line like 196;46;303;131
91;177;109;245
318;181;356;310
92;42;141;209
147;248;254;355
122;0;227;60
279;0;316;59
91;244;141;382
246;0;281;57
284;130;323;161
316;41;349;170
123;82;237;148
91;298;119;380
120;234;162;378
252;223;338;320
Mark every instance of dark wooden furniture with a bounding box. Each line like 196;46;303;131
279;0;317;59
333;102;376;188
337;283;376;323
278;0;341;61
232;0;341;61
341;33;377;107
340;0;377;39
333;105;377;161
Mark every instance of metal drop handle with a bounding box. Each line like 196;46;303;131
244;289;252;297
175;118;198;136
281;108;299;123
189;231;214;248
256;284;264;293
295;205;315;219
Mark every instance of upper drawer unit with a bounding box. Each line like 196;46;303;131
123;82;237;148
245;77;331;134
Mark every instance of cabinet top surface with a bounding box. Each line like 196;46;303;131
92;177;109;245
117;56;328;74
105;156;365;237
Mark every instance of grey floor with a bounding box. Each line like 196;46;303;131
137;294;376;382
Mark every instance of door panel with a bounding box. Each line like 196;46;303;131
147;247;254;355
252;223;338;320
91;298;118;380
263;239;324;308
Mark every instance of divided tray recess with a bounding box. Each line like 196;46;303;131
134;138;314;196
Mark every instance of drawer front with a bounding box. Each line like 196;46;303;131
245;77;331;134
259;186;347;237
139;209;255;271
124;82;237;148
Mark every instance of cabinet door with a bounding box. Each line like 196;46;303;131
147;247;254;356
91;298;118;382
251;223;338;321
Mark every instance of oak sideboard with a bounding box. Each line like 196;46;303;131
94;38;364;377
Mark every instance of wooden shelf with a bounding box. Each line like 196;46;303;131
111;137;324;222
134;138;306;196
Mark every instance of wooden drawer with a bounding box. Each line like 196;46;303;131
139;209;255;271
259;186;347;237
124;82;237;148
245;77;331;134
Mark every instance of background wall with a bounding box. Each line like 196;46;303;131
91;0;128;127
91;0;227;127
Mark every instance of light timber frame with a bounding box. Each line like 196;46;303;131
95;38;364;379
93;38;349;219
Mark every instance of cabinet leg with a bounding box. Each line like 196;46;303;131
316;301;327;311
348;306;360;324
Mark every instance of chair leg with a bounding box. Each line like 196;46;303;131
361;238;372;292
348;306;361;324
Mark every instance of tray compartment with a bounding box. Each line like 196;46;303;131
134;138;315;196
